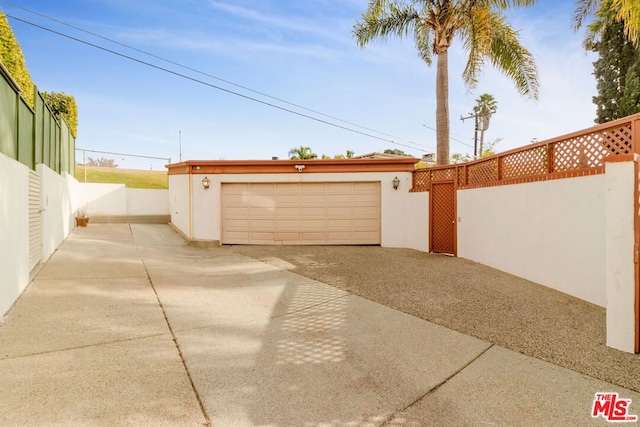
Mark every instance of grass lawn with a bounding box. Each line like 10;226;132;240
75;165;168;189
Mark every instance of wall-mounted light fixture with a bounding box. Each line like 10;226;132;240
392;176;400;190
295;165;306;173
202;176;210;190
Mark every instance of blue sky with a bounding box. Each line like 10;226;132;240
2;0;597;169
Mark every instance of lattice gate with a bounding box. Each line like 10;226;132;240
430;181;456;255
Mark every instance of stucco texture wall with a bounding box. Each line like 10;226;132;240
0;153;29;316
457;175;607;307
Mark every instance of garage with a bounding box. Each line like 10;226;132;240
221;182;380;245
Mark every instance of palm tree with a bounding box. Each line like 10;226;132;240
353;0;539;166
574;0;640;46
288;146;317;160
473;93;498;155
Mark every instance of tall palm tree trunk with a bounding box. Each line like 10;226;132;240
436;50;450;165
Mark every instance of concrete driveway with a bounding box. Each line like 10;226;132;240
0;224;638;426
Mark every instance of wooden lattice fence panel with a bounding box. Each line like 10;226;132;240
412;168;431;192
501;146;547;179
468;158;498;185
409;116;639;192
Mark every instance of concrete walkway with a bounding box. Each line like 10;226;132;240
0;224;638;426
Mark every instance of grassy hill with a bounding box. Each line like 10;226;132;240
75;165;168;189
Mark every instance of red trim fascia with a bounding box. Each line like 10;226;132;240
167;158;419;175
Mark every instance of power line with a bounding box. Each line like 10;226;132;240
421;124;474;149
3;3;430;152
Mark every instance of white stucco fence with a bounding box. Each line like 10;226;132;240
0;152;170;318
457;174;607;307
0;153;30;316
78;183;169;217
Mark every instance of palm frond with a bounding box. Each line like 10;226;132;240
613;0;640;47
353;2;421;47
458;5;494;89
414;21;434;65
573;0;600;30
489;16;539;99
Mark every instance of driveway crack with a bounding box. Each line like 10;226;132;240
380;343;494;426
142;259;211;427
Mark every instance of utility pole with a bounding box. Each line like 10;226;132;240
460;113;480;157
179;130;182;162
461;110;493;158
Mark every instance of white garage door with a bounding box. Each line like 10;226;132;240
222;182;380;245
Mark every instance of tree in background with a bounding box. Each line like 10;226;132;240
583;1;640;123
288;146;317;160
619;57;640;116
42;92;79;137
451;138;501;164
383;148;407;156
574;0;640;47
354;0;538;166
0;12;34;107
87;156;118;168
473;93;498;155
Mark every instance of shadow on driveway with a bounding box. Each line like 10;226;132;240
229;245;640;393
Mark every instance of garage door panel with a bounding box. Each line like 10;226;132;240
327;219;352;230
304;183;327;193
250;232;275;241
353;194;379;203
225;207;250;217
250;183;275;194
251;207;275;217
354;182;379;191
250;219;274;228
355;219;379;229
222;182;379;245
276;219;300;230
327;194;353;204
226;218;249;228
354;206;378;216
302;194;326;205
302;207;326;217
276;194;300;205
250;197;275;208
276;207;300;217
302;218;326;228
327;183;353;193
327;206;352;217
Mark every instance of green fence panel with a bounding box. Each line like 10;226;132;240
60;119;70;174
34;93;43;165
1;66;75;173
42;108;50;168
17;98;34;169
0;74;17;159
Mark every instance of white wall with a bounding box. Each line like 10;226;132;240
127;189;169;215
78;183;169;217
605;161;637;352
404;192;430;252
172;171;425;248
40;164;75;261
457;175;607;307
169;174;190;237
0;153;29;317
